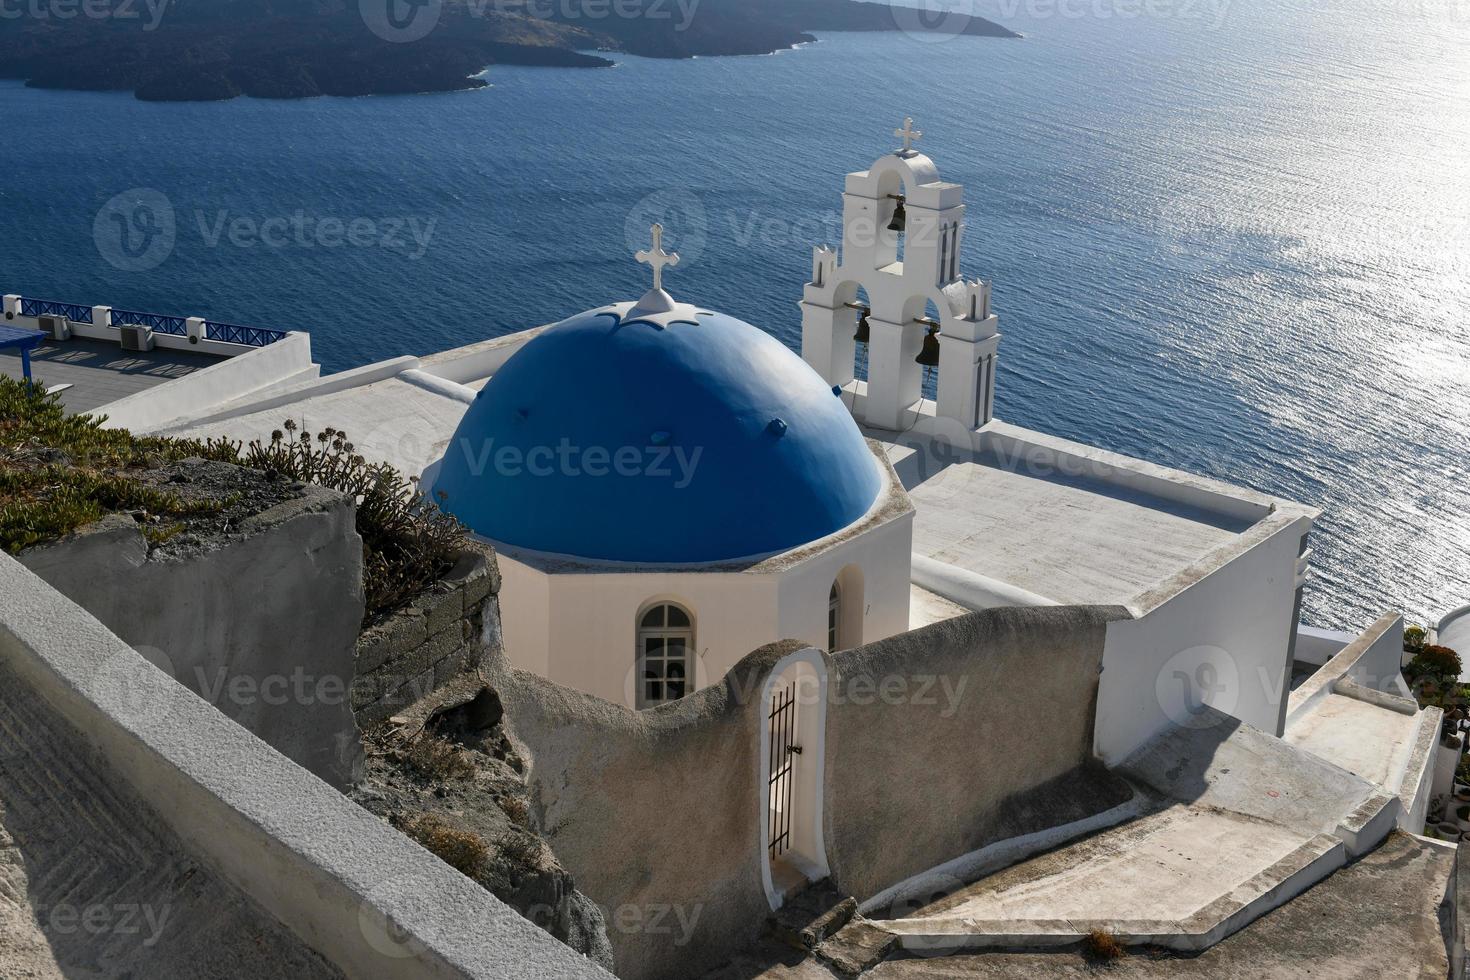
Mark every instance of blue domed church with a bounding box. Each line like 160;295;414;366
431;226;915;708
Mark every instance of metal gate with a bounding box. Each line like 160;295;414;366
768;681;800;860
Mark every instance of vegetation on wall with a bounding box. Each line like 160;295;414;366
0;376;239;554
0;377;464;621
240;420;467;620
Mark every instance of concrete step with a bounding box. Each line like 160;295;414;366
879;826;1346;955
767;877;855;951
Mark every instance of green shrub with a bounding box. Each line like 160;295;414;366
1405;625;1428;654
1407;645;1463;684
240;421;465;619
1;378;465;622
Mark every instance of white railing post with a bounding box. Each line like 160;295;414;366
92;305;112;331
186;316;208;344
3;295;20;320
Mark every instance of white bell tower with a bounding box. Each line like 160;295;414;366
799;119;1000;433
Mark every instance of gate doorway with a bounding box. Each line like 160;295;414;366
760;650;829;910
768;680;799;862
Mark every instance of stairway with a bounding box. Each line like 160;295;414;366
766;878;897;976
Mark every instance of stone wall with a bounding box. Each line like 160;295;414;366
0;553;613;980
352;539;502;728
488;605;1132;980
823;604;1133;903
484;642;800;980
19;472;365;789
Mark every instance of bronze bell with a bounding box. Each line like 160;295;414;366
853;307;871;344
915;324;940;367
887;197;907;233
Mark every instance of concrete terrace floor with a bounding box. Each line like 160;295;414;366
708;832;1452;979
0;660;343;979
1283;692;1421;789
172;374;469;478
0;338;218;414
904;458;1250;606
900;804;1312;925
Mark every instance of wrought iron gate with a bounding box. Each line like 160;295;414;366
768;681;800;860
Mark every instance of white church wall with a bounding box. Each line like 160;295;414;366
775;512;914;653
496;557;783;708
1094;511;1312;766
494;510;912;710
497;555;554;680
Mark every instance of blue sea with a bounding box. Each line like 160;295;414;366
1;0;1466;631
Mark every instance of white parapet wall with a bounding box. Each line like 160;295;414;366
100;331;317;432
0;553;611;980
1094;509;1314;766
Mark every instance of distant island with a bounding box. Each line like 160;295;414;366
0;0;1018;102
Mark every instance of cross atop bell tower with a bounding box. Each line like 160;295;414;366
797;123;1002;434
895;117;922;156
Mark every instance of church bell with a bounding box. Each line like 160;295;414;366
886;196;907;233
853;307;871;344
916;323;941;368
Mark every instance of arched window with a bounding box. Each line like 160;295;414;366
637;602;694;708
828;582;842;652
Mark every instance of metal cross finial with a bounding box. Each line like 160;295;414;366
895;117;922;154
635;223;679;292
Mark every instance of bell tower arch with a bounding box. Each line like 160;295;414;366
800;120;1001;433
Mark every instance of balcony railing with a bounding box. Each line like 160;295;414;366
19;299;93;323
202;321;288;347
111;309;188;336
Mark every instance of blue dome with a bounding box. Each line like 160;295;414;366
433;307;883;563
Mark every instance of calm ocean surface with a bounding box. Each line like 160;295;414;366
1;0;1466;631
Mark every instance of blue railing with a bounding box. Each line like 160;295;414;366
111;309;188;336
203;321;288;347
19;299;93;323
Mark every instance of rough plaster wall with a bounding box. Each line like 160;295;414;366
18;490;365;788
823;605;1130;901
486;642;805;980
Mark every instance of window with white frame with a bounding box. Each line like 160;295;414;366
637;602;694;708
828;582;841;652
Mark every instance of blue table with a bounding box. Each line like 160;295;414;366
0;325;45;382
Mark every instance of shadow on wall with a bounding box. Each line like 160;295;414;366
487;603;1134;980
822;604;1133;901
